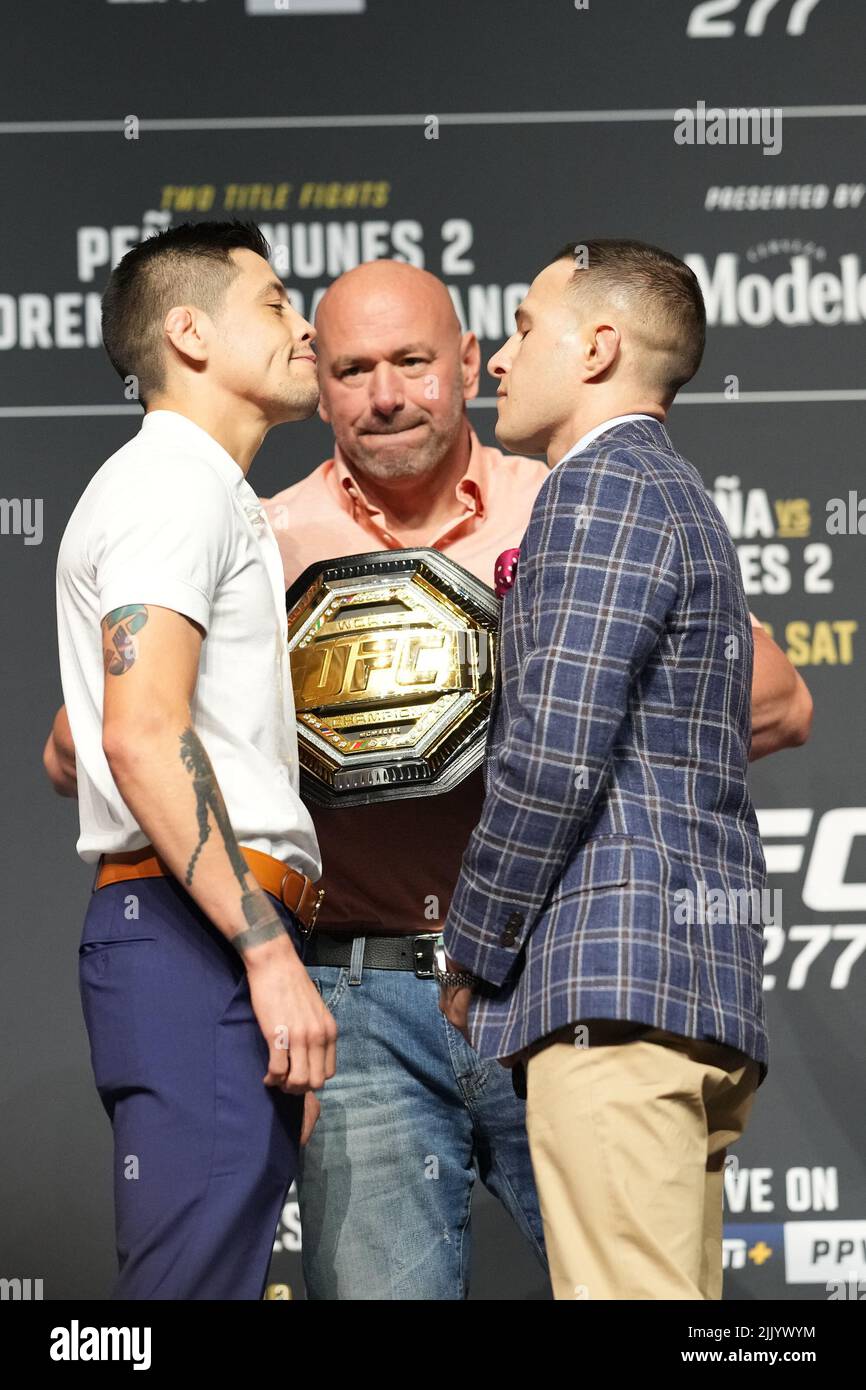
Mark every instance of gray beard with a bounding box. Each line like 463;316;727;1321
347;375;468;484
351;436;443;482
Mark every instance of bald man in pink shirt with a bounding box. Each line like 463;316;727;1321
258;260;812;1300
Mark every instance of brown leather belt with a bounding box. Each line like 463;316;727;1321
94;844;324;934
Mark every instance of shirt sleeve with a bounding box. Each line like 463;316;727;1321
88;452;234;635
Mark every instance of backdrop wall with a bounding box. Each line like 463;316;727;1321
1;0;863;1300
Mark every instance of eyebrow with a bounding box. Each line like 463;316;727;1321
257;280;289;301
330;342;437;371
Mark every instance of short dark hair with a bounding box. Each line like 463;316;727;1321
101;219;272;406
551;238;706;400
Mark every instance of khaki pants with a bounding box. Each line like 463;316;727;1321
524;1019;761;1300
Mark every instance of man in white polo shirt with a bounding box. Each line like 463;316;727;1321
48;220;336;1300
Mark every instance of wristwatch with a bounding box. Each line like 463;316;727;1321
433;941;478;991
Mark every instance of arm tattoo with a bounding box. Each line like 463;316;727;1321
178;727;285;955
102;604;149;676
229;895;288;955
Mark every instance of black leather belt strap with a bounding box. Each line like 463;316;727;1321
304;931;443;977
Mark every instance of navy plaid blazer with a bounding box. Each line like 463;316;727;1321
443;417;768;1080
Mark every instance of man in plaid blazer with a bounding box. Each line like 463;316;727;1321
439;240;770;1300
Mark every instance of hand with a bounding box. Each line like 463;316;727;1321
300;1090;321;1147
245;942;338;1095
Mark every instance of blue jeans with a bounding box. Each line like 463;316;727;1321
297;946;548;1299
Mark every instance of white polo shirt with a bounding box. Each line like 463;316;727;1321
55;409;321;879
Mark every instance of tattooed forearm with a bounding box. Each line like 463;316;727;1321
102;604;148;676
177;727;280;951
230;893;287;957
179;726;251;887
177;728;284;956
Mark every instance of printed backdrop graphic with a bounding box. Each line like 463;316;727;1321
1;0;863;1300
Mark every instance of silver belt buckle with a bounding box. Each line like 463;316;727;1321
411;932;443;979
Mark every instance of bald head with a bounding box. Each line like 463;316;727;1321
315;259;462;351
313;260;479;486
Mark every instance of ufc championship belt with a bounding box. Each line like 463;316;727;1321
285;548;500;807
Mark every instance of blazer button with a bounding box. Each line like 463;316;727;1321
499;910;523;947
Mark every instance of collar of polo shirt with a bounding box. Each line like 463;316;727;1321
140;410;247;490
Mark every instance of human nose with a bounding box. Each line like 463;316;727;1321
369;361;403;414
487;342;511;381
289;305;316;346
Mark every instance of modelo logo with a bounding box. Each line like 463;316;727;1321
685;253;866;326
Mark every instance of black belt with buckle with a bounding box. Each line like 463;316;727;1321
304;931;443;978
